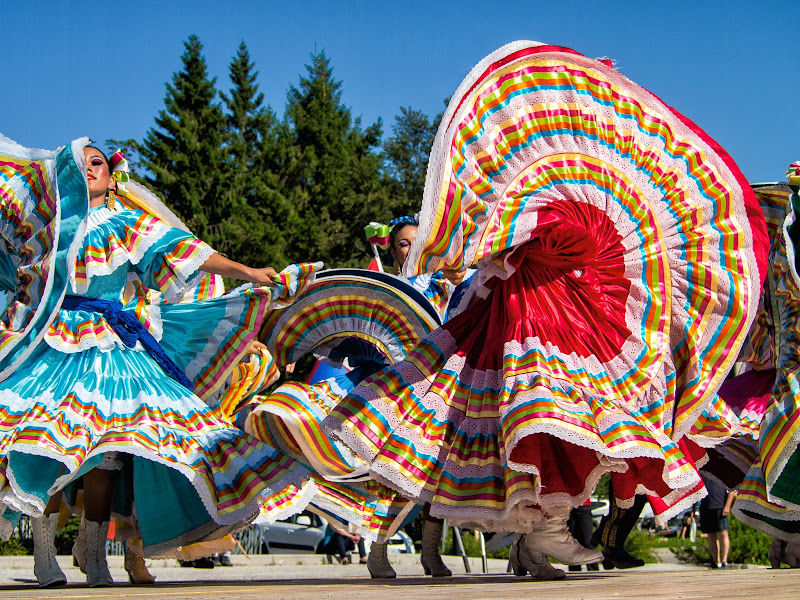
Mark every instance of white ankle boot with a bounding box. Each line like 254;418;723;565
85;520;113;587
525;513;603;565
32;514;67;588
420;518;452;577
509;534;566;580
367;541;396;579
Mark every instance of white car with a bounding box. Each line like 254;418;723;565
257;511;327;553
255;512;416;555
385;529;415;554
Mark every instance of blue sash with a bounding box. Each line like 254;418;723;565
60;295;194;389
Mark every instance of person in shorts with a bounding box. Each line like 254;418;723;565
699;471;737;568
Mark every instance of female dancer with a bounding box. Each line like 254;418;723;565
247;222;564;580
325;41;767;571
727;174;800;563
0;137;315;587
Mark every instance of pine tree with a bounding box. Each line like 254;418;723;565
139;35;227;246
282;50;389;268
383;107;438;217
220;41;292;267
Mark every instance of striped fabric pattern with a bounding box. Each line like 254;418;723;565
260;269;441;368
408;41;766;438
724;184;800;540
0;137;88;381
751;186;800;505
326;42;767;526
246;271;441;539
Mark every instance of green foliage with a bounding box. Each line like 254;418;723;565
623;527;659;563
281;50;390;267
0;535;29;556
669;515;772;565
383;107;438;217
54;515;81;556
126;38;451;273
139;35;228;246
594;473;611;500
728;513;773;564
439;528;508;560
220;42;292;268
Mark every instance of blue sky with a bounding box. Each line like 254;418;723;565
1;0;796;182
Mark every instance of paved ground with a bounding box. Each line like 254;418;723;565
0;555;796;600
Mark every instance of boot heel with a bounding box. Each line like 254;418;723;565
420;518;452;577
367;541;397;579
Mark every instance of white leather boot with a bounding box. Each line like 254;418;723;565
84;520;113;587
525;513;603;565
420;517;452;577
32;514;67;588
71;515;86;572
367;541;396;579
509;534;566;580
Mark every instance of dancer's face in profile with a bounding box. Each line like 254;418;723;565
390;224;417;267
84;146;114;202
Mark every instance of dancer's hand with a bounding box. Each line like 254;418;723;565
245;340;267;354
443;268;468;286
201;252;277;284
247;267;278;285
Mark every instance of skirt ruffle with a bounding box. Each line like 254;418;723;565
0;341;307;554
246;367;415;541
326;237;725;529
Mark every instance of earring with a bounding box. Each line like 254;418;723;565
394;261;402;275
105;189;116;210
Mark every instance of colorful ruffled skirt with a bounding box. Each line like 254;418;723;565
325;42;767;531
0;289;309;555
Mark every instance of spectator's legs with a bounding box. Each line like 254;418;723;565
707;532;720;566
719;530;730;566
358;537;367;563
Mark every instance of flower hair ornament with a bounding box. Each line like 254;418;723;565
388;215;418;229
363;215;419;273
787;161;800;187
101;149;130;210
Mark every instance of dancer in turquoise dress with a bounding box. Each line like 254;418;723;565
0;137;316;587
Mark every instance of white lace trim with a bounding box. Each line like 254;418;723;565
253;480;318;526
44;299;161;353
43;328;142;354
85;205;120;231
0;382;312;526
72;212;171;295
733;506;800;543
262;276;438;366
161;245;216;303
